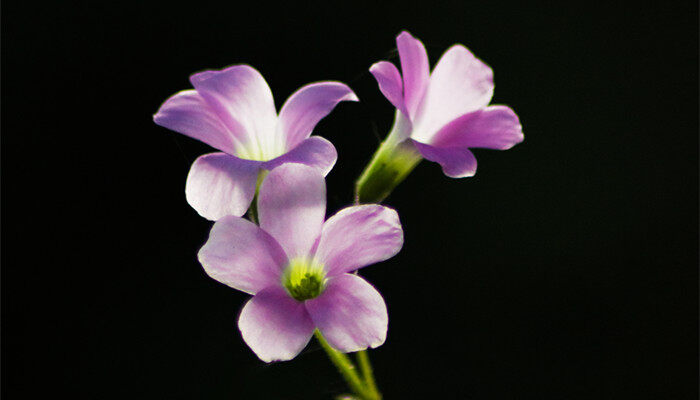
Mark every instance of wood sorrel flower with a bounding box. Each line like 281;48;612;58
356;31;524;202
154;65;358;220
198;163;403;362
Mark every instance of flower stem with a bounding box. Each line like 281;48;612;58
355;111;422;204
344;113;418;400
314;330;378;400
246;170;269;224
356;350;381;399
246;199;258;224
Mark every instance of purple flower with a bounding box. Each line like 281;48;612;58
154;65;358;220
198;163;403;362
370;31;524;178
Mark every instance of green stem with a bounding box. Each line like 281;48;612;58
356;350;381;399
355;111;422;204
315;330;375;399
246;198;258;224
246;170;269;224
345;113;418;399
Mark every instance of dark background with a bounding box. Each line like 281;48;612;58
3;1;697;399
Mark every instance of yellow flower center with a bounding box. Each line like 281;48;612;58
281;258;327;301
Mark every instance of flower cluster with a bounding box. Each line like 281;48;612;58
155;30;523;397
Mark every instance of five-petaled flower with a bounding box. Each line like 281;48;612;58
154;65;358;220
370;31;524;178
198;163;403;362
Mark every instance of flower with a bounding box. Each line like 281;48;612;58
368;31;523;179
154;65;358;220
198;163;403;362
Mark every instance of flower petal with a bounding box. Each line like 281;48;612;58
278;82;358;149
153;90;237;154
185;153;261;220
262;136;337;176
258;163;326;259
314;205;403;276
431;106;524;150
369;61;407;117
413;141;478;178
190;65;280;160
396;31;430;118
413;45;494;142
198;216;288;295
306;274;387;352
239;285;315;362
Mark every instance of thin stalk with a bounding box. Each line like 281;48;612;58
356;350;381;399
314;330;376;400
246;197;258;224
246;170;269;224
354;111;422;204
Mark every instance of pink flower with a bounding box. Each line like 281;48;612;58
370;31;524;178
198;163;403;362
154;65;357;220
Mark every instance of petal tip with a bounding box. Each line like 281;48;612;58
337;82;360;102
368;61;384;74
447;44;494;82
369;335;387;349
396;30;416;42
331;83;359;103
509;128;525;148
345;91;360;102
321;144;338;176
446;167;477;179
151;110;171;127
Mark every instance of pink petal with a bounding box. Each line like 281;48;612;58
153;90;237;154
396;31;430;118
431;106;524;150
190;65;279;159
369;61;407;117
239;285;315;362
413;45;494;142
258;164;326;259
277;82;358;149
262;136;337;177
314;205;403;276
198;216;288;295
185;153;260;220
306;274;387;352
413;141;478;178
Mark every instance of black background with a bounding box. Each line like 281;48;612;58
3;1;698;399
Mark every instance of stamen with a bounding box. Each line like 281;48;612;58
282;259;327;301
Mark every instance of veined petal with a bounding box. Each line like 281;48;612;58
314;205;403;276
198;216;288;295
413;141;478;178
278;82;358;149
413;45;494;142
262;136;337;177
369;61;407;117
258;164;326;259
153;90;237;154
306;274;387;353
431;106;523;150
397;31;430;118
190;65;279;160
185;153;260;220
239;285;315;362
